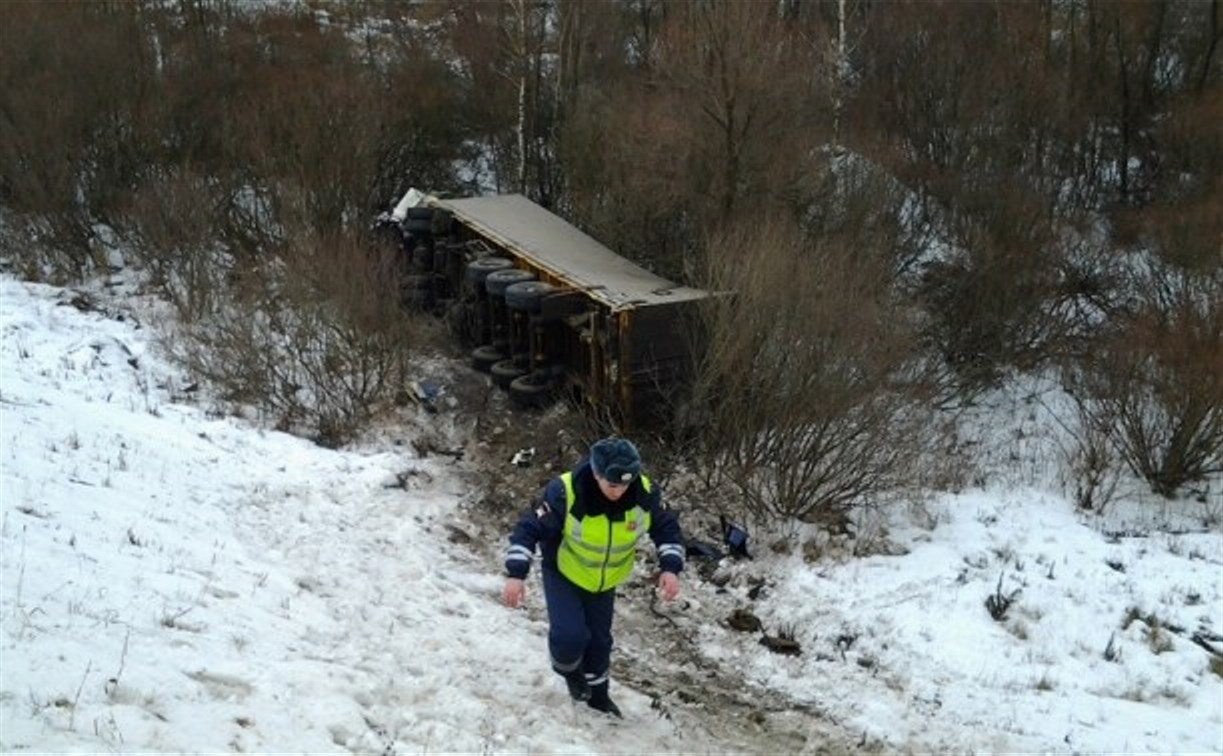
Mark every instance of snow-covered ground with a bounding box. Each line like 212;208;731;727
2;272;1220;753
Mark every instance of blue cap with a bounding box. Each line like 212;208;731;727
590;437;641;484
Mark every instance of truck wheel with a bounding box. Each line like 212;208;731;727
509;375;554;407
491;359;527;389
464;257;514;289
471;345;505;373
505;281;556;312
404;207;433;234
485;268;535;297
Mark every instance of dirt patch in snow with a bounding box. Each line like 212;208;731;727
423;375;863;752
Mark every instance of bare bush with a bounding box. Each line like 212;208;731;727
1065;264;1222;498
168;229;419;447
1063;415;1123;513
914;185;1066;402
985;572;1021;622
123;170;235;322
687;215;932;528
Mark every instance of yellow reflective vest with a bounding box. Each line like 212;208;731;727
556;471;652;592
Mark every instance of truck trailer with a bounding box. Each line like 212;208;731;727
386;192;707;431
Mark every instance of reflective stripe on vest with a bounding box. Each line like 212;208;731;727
556;471;652;593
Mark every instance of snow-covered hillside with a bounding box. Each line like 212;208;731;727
2;272;1220;753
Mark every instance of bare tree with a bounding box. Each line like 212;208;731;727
0;2;158;276
558;0;825;282
657;0;818;216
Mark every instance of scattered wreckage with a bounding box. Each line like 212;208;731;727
379;191;708;430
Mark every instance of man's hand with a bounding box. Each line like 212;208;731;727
503;577;526;608
658;571;680;602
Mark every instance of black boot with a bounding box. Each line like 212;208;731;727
587;681;622;718
562;671;591;702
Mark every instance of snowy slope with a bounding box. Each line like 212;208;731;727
2;273;1220;753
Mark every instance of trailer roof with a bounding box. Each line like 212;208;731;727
428;194;707;310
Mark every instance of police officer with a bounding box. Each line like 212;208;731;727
502;437;685;717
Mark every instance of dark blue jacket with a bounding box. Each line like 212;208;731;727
504;459;685;581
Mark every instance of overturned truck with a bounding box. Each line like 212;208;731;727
386;193;707;431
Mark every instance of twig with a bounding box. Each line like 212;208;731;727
16;525;27;608
0;394;39;407
68;660;92;731
106;627;131;696
1190;633;1222;658
162;605;195;628
1103;527;1210;540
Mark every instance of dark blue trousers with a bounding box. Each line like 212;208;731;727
542;566;615;685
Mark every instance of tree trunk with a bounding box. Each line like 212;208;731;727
514;0;528;195
832;0;846;150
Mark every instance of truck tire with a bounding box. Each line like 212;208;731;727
471;345;505;373
509;374;554;407
464;257;514;289
505;281;556;313
404;207;433;234
485;268;535;297
490;359;528;389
